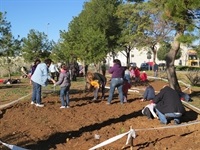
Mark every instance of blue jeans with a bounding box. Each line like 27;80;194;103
32;81;42;104
108;78;124;103
60;86;70;106
155;108;182;124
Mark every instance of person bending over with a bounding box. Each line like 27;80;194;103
86;72;107;100
153;85;185;125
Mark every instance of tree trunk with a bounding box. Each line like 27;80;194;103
127;46;131;65
151;44;157;63
166;32;182;92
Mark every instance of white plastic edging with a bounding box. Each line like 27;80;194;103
89;129;136;150
182;100;200;113
89;120;200;150
0;140;28;150
0;93;31;110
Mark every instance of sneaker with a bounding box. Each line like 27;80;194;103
174;119;180;125
106;102;111;105
101;97;105;100
66;106;70;108
60;106;66;109
140;99;145;102
92;98;97;101
36;103;44;107
31;101;36;105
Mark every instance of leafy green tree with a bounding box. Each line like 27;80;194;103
117;0;199;91
0;12;22;79
59;0;122;65
50;41;67;63
21;29;52;62
116;1;151;65
146;0;200;91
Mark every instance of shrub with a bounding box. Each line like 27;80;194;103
186;70;200;86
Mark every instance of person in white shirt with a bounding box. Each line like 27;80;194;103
49;61;59;81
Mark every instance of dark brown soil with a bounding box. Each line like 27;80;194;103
0;79;200;150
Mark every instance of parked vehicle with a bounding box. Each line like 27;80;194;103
129;62;137;67
158;63;166;70
186;49;198;66
140;63;152;71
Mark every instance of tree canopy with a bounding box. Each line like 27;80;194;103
0;12;22;78
55;0;122;64
21;29;52;62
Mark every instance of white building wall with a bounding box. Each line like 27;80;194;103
106;45;190;67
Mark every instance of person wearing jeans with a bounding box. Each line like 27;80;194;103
153;85;185;124
108;78;124;104
54;64;71;108
155;108;182;124
32;81;42;105
60;86;70;108
31;59;55;107
140;84;155;101
107;59;125;104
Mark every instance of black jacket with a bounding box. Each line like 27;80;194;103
153;86;185;114
93;73;107;85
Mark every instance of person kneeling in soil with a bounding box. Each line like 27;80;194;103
153;85;186;125
54;64;71;109
86;72;107;100
140;84;155;102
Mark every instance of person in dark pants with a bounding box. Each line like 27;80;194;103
84;64;88;77
153;62;158;77
86;72;107;100
153;85;186;124
101;62;106;77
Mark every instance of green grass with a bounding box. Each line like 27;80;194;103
0;79;32;103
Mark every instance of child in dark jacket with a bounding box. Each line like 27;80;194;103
86;72;107;100
54;64;71;108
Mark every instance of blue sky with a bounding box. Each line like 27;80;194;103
0;0;87;42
